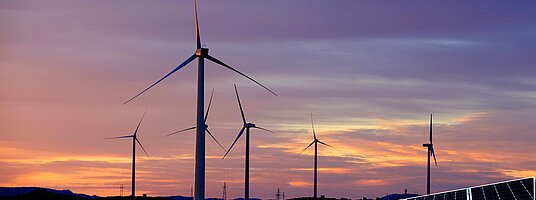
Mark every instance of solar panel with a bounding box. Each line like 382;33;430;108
403;177;534;200
445;191;456;199
455;189;467;200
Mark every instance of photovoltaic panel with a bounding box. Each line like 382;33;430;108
482;185;499;200
455;190;467;200
496;182;515;199
471;187;485;200
403;177;534;200
445;191;456;199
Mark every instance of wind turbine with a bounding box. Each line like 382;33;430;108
166;89;226;152
422;113;437;194
106;111;149;200
296;113;333;199
222;84;273;200
122;1;276;199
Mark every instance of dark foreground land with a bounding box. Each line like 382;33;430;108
0;187;417;200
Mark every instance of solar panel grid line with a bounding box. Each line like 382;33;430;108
493;184;500;200
510;180;532;199
481;186;486;200
524;178;534;199
471;186;485;200
482;185;499;200
505;182;517;200
519;179;533;199
497;182;515;199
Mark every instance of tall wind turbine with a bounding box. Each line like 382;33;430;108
166;89;226;152
422;113;437;194
122;1;276;199
222;84;273;200
106;111;149;200
296;113;333;199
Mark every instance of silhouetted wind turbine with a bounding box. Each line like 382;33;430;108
122;0;276;199
106;111;149;200
422;113;437;194
296;113;334;199
222;84;273;200
166;89;226;152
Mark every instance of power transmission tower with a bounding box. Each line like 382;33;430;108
222;182;227;200
276;188;281;200
120;184;124;196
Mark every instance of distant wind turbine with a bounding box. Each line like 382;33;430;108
122;0;276;199
296;113;334;199
166;89;226;152
222;84;273;200
422;113;437;194
106;111;149;200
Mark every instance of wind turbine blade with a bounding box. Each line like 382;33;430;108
204;88;215;122
194;0;201;49
430;113;433;144
318;140;335;149
134;110;148;136
296;141;315;157
123;54;197;105
431;147;437;166
234;84;246;124
252;126;274;133
104;135;133;139
311;112;316;140
222;126;246;159
135;138;149;157
206;55;277;96
206;128;226;152
166;126;197;137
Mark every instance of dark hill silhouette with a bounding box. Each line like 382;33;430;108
0;187;92;200
0;187;97;199
380;193;418;200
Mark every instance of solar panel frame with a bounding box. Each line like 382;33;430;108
402;177;534;200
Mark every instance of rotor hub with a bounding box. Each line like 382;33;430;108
246;123;255;128
196;48;209;57
423;143;431;147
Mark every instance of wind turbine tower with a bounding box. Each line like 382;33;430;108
223;84;273;200
422;113;438;194
105;111;149;200
297;113;334;199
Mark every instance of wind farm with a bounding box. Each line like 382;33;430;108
1;1;536;200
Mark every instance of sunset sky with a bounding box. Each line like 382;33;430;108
1;0;536;199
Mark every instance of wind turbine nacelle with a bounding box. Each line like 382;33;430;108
196;48;209;57
423;143;431;147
